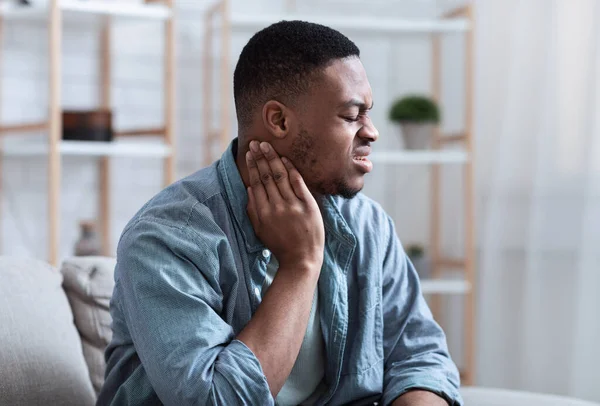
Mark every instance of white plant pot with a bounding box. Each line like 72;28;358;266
400;122;435;150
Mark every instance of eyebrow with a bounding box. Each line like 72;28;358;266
339;98;374;111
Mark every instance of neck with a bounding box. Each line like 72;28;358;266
235;137;252;189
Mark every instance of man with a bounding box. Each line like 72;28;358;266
98;20;462;406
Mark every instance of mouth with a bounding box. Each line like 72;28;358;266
352;154;373;173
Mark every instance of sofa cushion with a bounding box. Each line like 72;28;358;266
61;256;116;395
0;257;96;406
460;387;600;406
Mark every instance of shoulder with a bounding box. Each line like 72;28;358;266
112;165;235;299
116;162;231;267
122;162;226;233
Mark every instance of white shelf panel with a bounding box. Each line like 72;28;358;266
420;279;471;295
0;1;171;20
3;140;172;158
230;14;470;34
370;150;468;164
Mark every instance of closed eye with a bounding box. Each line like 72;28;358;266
343;111;370;123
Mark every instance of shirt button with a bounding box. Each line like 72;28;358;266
254;287;260;296
262;249;270;258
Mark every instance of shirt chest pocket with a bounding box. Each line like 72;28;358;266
341;272;384;376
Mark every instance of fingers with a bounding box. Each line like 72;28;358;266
281;157;312;202
249;141;283;203
246;150;268;205
246;187;260;231
258;142;296;201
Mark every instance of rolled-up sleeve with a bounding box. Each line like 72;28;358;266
113;218;273;405
380;215;463;406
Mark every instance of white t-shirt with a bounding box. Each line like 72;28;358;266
261;255;326;406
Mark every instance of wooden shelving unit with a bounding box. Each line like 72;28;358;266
203;0;476;385
0;0;176;265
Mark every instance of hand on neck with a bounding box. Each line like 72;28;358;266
235;136;259;189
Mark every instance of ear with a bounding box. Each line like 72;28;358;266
262;100;292;139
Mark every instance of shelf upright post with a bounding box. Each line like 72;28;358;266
429;29;443;320
164;0;176;186
202;5;213;167
0;10;3;254
462;3;476;386
219;0;231;154
48;0;62;265
434;3;476;385
99;15;111;256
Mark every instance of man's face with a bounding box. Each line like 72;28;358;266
282;57;379;199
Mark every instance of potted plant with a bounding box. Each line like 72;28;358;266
388;94;440;150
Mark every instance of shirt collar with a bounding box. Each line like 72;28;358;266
218;138;356;253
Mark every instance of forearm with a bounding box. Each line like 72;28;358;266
237;263;320;397
392;390;449;406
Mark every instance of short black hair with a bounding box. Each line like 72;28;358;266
233;20;360;130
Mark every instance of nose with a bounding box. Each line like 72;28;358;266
359;117;379;142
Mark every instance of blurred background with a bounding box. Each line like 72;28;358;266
0;0;599;403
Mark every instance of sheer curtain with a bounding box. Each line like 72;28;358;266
475;0;600;401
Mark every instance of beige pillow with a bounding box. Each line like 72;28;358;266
61;256;116;395
0;257;96;406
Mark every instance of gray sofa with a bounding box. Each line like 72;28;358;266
2;256;598;406
0;256;116;406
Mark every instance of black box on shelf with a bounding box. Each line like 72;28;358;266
62;110;113;142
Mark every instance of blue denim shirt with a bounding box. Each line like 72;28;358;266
98;139;462;406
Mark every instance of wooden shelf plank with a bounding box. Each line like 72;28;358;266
114;127;166;137
440;132;467;143
61;1;171;19
370;150;469;164
436;258;466;268
420;279;471;295
3;140;172;158
0;1;171;20
229;14;471;34
0;121;48;134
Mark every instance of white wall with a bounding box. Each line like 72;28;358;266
1;0;468;369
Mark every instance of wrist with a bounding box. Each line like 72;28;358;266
278;248;323;270
279;257;322;276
